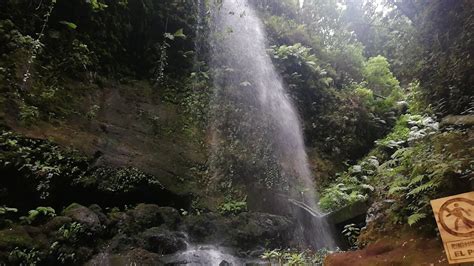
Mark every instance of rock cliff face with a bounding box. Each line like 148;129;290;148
3;81;207;202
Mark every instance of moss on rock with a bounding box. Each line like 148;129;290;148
0;226;36;250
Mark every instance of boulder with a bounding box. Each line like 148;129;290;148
105;233;135;253
183;212;293;250
155;207;181;229
441;115;474;127
42;216;73;234
0;226;35;250
226;212;293;249
85;248;163;266
63;203;101;231
137;227;187;254
88;204;109;226
125;204;181;232
182;213;220;242
128;204;163;229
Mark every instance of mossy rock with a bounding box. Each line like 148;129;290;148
182;212;293;250
124;204;181;232
41;216;73;234
104;233;136;253
137;227;187;254
85;248;163;265
88;204;109;227
182;213;220;243
0;226;37;250
63;203;101;232
154;207;181;230
226;212;293;249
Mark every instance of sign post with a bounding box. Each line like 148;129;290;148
431;191;474;264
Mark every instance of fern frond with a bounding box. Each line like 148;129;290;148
408;212;426;226
360;184;375;191
408;175;425;186
389;186;407;194
407;179;441;196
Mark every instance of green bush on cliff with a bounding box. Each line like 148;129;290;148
319;112;472;231
363;55;400;97
92;166;163;193
20;206;56;224
380;130;471;228
9;248;42;265
374;114;412;148
0;130;89;199
319;157;377;212
218;198;247;216
0;130;165;205
261;248;336;265
57;222;86;243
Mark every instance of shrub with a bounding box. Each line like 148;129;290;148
57;222;86;243
20;206;56;224
9;248;42;265
320;113;471;234
363;55;400;97
218;198;247;216
0;130;89;199
342;223;361;249
261;248;337;265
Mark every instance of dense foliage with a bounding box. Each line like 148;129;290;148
0;0;472;264
319;114;472;237
0;129;167;209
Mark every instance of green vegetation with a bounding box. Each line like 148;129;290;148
319;113;472;234
342;223;361;249
0;129;165;207
57;222;86;242
9;248;42;265
0;130;89;199
218;197;247;216
0;206;17;215
261;248;336;265
20;206;56;224
363;56;400;97
0;0;472;264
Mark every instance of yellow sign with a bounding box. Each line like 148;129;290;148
431;191;474;264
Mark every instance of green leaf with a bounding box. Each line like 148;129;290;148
408;175;425;186
407;179;440;196
407;212;426;226
173;28;186;39
87;0;108;11
360;184;375;191
0;207;18;215
388;185;407;194
59;21;77;30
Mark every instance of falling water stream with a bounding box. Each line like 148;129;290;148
209;0;336;250
169;0;336;264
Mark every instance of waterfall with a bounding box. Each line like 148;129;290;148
209;0;336;249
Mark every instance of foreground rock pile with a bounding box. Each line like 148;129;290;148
0;203;293;265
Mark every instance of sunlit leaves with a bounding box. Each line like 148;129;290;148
59;21;77;30
86;0;108;11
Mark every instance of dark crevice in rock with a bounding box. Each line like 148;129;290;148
0;167;193;213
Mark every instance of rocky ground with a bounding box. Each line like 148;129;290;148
0;203;293;265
